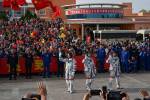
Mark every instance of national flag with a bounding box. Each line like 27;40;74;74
17;0;26;6
11;0;20;10
2;0;11;7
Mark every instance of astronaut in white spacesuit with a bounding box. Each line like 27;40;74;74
64;53;76;94
82;53;96;91
106;51;121;90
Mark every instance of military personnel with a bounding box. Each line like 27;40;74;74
7;49;18;80
24;48;34;79
42;48;52;78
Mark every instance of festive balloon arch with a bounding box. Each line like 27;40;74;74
0;56;110;74
2;0;61;18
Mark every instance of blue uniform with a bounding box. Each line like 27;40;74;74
121;50;130;73
97;48;106;73
42;52;52;78
129;60;137;72
139;51;147;70
146;50;150;71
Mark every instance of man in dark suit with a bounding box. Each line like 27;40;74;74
24;48;34;79
57;48;65;77
7;49;18;80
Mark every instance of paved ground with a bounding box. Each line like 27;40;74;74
0;73;150;100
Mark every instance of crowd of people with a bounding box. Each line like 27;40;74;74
0;17;150;100
22;82;150;100
0;17;150;80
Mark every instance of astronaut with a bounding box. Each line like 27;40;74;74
82;53;96;91
106;51;121;90
63;53;76;94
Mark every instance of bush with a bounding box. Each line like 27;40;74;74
20;10;37;21
0;12;8;20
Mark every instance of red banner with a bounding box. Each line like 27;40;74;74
0;56;109;74
66;8;123;15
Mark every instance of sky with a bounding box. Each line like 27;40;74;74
76;0;150;12
26;0;150;13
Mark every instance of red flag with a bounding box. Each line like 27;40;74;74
49;1;55;11
11;0;20;10
32;0;50;10
17;0;26;6
52;6;61;18
49;1;61;19
2;0;11;7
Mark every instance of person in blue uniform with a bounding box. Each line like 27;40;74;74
121;47;130;73
146;48;150;71
97;44;106;73
139;48;147;71
129;56;137;73
42;48;52;78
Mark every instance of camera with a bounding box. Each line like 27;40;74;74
90;86;107;96
22;94;41;100
22;98;35;100
107;90;121;100
90;90;102;96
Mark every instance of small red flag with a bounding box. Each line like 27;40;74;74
52;6;61;18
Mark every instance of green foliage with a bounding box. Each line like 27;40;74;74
139;9;149;13
0;12;8;20
20;10;37;20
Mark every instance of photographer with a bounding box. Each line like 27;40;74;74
83;89;130;100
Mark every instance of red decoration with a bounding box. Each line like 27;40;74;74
2;0;11;7
17;0;26;6
32;0;50;10
11;0;20;10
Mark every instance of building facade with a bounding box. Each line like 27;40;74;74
0;0;75;19
62;3;150;40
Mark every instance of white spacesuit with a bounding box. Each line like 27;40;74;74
64;57;76;93
82;54;96;90
106;53;121;90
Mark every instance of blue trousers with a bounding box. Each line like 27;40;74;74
43;63;50;78
98;60;105;73
122;62;129;73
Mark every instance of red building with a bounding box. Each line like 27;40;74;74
62;3;150;40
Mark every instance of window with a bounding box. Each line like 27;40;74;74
14;11;23;17
38;9;46;16
67;13;123;19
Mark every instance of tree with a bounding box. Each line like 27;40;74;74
0;11;8;20
139;9;148;13
20;10;37;21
